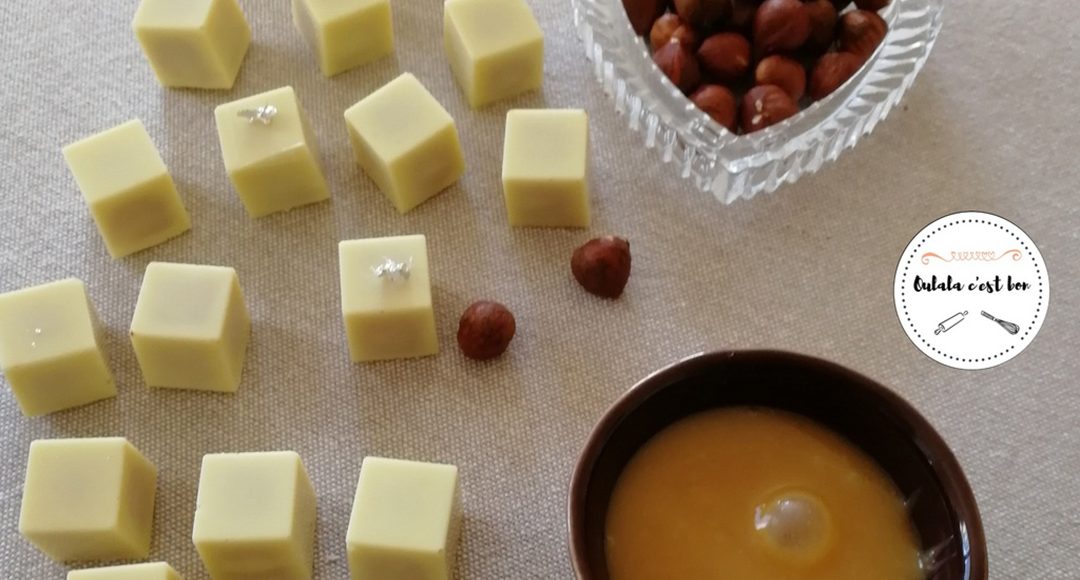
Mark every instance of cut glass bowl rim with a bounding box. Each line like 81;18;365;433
571;0;945;203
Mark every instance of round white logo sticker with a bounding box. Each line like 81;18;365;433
894;211;1049;370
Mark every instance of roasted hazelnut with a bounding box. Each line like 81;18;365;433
740;84;799;132
802;0;838;53
673;0;730;28
457;300;516;360
755;55;806;101
650;13;699;51
854;0;890;10
571;236;632;299
654;41;702;93
729;0;761;31
838;9;887;61
623;0;667;35
808;51;862;100
697;33;751;82
691;85;739;132
753;0;810;55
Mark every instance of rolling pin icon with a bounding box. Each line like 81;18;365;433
934;311;967;335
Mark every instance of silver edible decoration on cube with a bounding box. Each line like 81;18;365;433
372;257;411;281
237;104;278;125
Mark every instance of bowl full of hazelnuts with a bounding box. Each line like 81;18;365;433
571;0;943;202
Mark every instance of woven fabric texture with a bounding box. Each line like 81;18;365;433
1;0;1077;578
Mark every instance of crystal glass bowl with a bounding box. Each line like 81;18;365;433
571;0;945;203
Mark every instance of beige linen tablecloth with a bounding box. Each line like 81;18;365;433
1;1;1077;578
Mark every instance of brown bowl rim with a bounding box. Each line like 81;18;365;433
567;349;988;580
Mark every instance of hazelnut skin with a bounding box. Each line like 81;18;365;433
654;41;702;94
571;236;632;299
838;10;887;61
673;0;731;28
741;84;799;132
802;0;838;53
691;85;739;132
808;51;862;100
729;0;761;31
854;0;890;10
650;13;699;51
457;301;516;360
623;0;667;35
753;0;811;55
755;55;806;101
697;33;752;82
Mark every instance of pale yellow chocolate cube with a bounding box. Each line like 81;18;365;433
133;0;251;89
215;86;330;218
444;0;544;108
344;74;465;213
130;262;250;393
0;279;115;417
502;109;590;228
346;457;462;580
62;119;192;258
19;438;158;562
339;235;438;362
292;0;394;77
193;452;317;580
69;562;183;580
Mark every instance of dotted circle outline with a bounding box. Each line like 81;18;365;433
897;215;1045;365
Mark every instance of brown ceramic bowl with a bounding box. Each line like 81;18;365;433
568;350;987;580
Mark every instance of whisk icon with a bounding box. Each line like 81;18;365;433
981;311;1020;335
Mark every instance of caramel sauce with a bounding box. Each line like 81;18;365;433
605;408;923;580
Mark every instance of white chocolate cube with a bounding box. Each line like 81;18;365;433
193;452;317;580
130;262;251;393
344;74;465;213
0;279;116;417
133;0;251;89
444;0;544;108
339;235;438;362
215;86;330;218
292;0;394;77
502;109;590;228
19;438;158;562
346;457;462;580
69;562;183;580
62;119;192;258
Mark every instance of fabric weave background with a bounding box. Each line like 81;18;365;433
1;1;1077;578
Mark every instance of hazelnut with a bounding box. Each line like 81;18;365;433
571;236;632;299
623;0;667;36
673;0;730;28
457;300;516;360
838;9;887;61
697;33;751;82
808;51;862;100
854;0;890;10
654;41;702;94
753;0;810;55
740;84;799;132
691;85;739;132
729;0;760;31
650;13;699;51
754;55;806;101
830;0;853;10
802;0;838;53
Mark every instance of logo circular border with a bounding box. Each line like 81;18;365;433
894;211;1049;370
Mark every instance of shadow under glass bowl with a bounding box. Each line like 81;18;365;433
570;0;945;203
568;350;987;580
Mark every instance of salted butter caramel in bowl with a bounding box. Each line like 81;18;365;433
568;350;987;580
